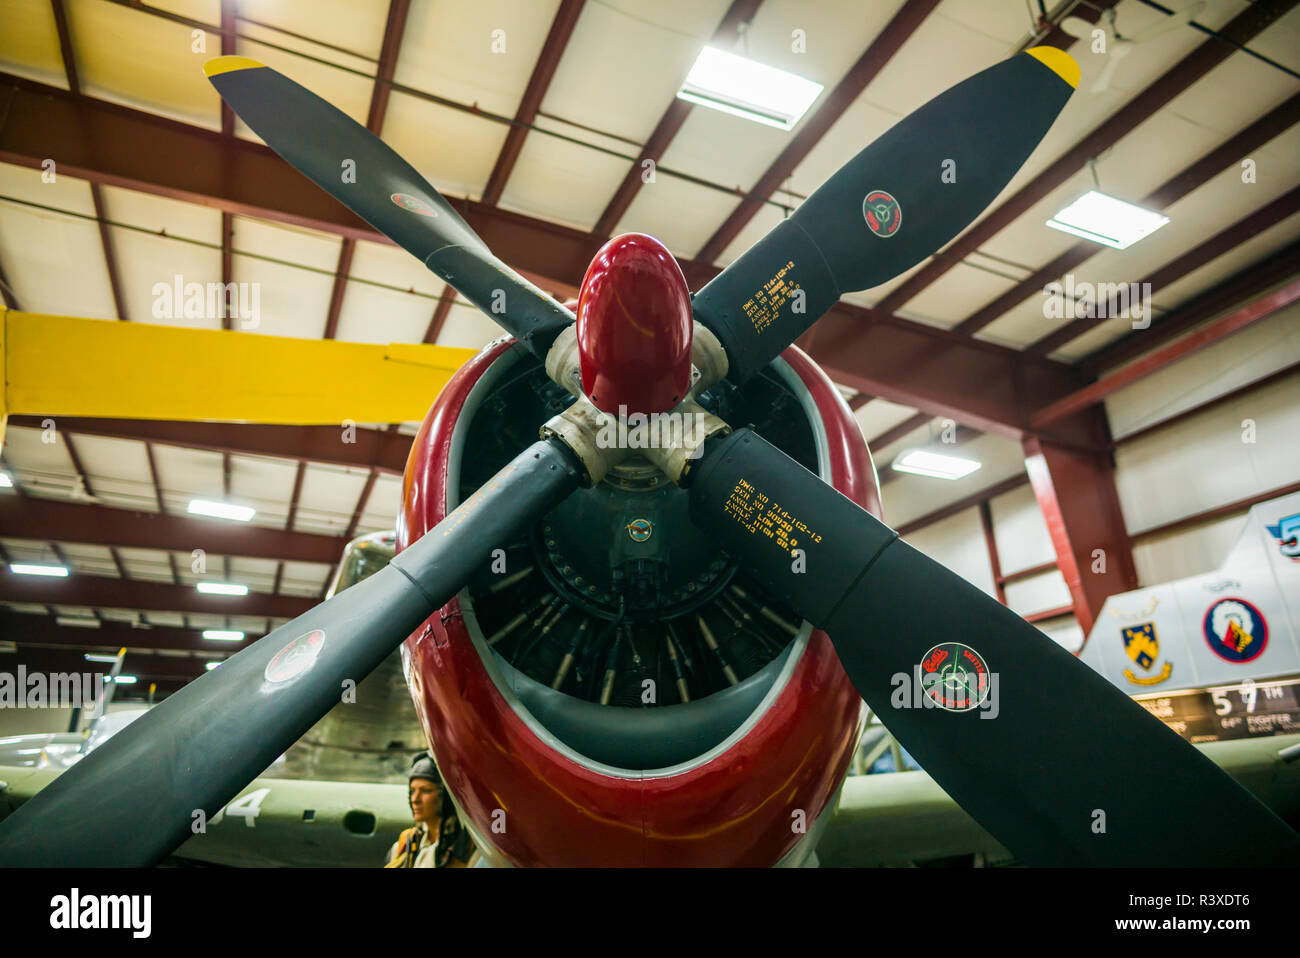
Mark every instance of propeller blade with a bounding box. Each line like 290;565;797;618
0;439;583;866
204;56;573;358
691;48;1079;385
687;429;1300;865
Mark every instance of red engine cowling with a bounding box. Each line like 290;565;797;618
396;340;880;866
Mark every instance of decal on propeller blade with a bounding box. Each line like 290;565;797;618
919;642;990;712
390;192;439;217
1121;622;1172;686
862;190;901;238
265;629;326;683
1203;599;1267;664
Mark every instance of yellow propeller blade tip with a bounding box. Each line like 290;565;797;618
204;55;266;78
1026;46;1080;89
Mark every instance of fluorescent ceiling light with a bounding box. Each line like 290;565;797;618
677;46;823;130
108;675;138;684
893;449;982;481
197;582;249;596
10;563;70;577
202;629;245;642
188;498;256;522
0;473;12;487
1046;190;1169;250
58;617;101;628
206;661;222;671
84;652;121;663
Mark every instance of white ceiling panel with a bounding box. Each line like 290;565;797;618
381;92;508;202
66;434;155;512
0;171;116;318
0;0;68;87
499;132;632;232
230;216;342;340
396;0;562;118
613;175;748;260
292;463;370;535
431;299;500;350
538;0;729;142
852;397;920;440
68;0;222;130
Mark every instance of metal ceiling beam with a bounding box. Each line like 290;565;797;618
343;470;379;541
953;92;1300;337
1033;277;1300;428
1023;433;1136;634
0;609;254;653
5;416;411;474
1026;184;1300;355
480;0;586;206
0;495;345;565
591;0;763;236
807;302;1098;444
876;0;1297;315
694;0;942;264
422;284;457;344
1082;238;1300;373
0;572;314;619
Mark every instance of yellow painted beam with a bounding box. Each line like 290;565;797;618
3;311;478;426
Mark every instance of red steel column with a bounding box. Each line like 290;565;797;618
1021;434;1136;634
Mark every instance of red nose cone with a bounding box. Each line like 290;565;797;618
577;233;693;416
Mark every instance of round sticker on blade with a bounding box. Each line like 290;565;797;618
391;192;438;217
919;642;990;712
862;189;901;238
264;629;326;683
1203;598;1267;663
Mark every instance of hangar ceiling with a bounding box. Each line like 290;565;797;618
0;0;1296;695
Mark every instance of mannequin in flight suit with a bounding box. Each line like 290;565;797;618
384;754;476;868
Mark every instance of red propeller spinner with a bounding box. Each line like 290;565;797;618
575;233;693;416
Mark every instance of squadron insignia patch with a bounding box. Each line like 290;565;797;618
918;642;990;712
862;190;901;238
391;192;438;217
1203;598;1267;663
265;629;326;683
1122;622;1172;686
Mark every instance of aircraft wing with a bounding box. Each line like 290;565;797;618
1;766;409;867
817;733;1300;867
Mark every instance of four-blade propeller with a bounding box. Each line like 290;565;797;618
3;45;1295;868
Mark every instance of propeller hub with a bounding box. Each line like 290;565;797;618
576;233;693;416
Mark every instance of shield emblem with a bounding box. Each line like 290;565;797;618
1122;623;1158;671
